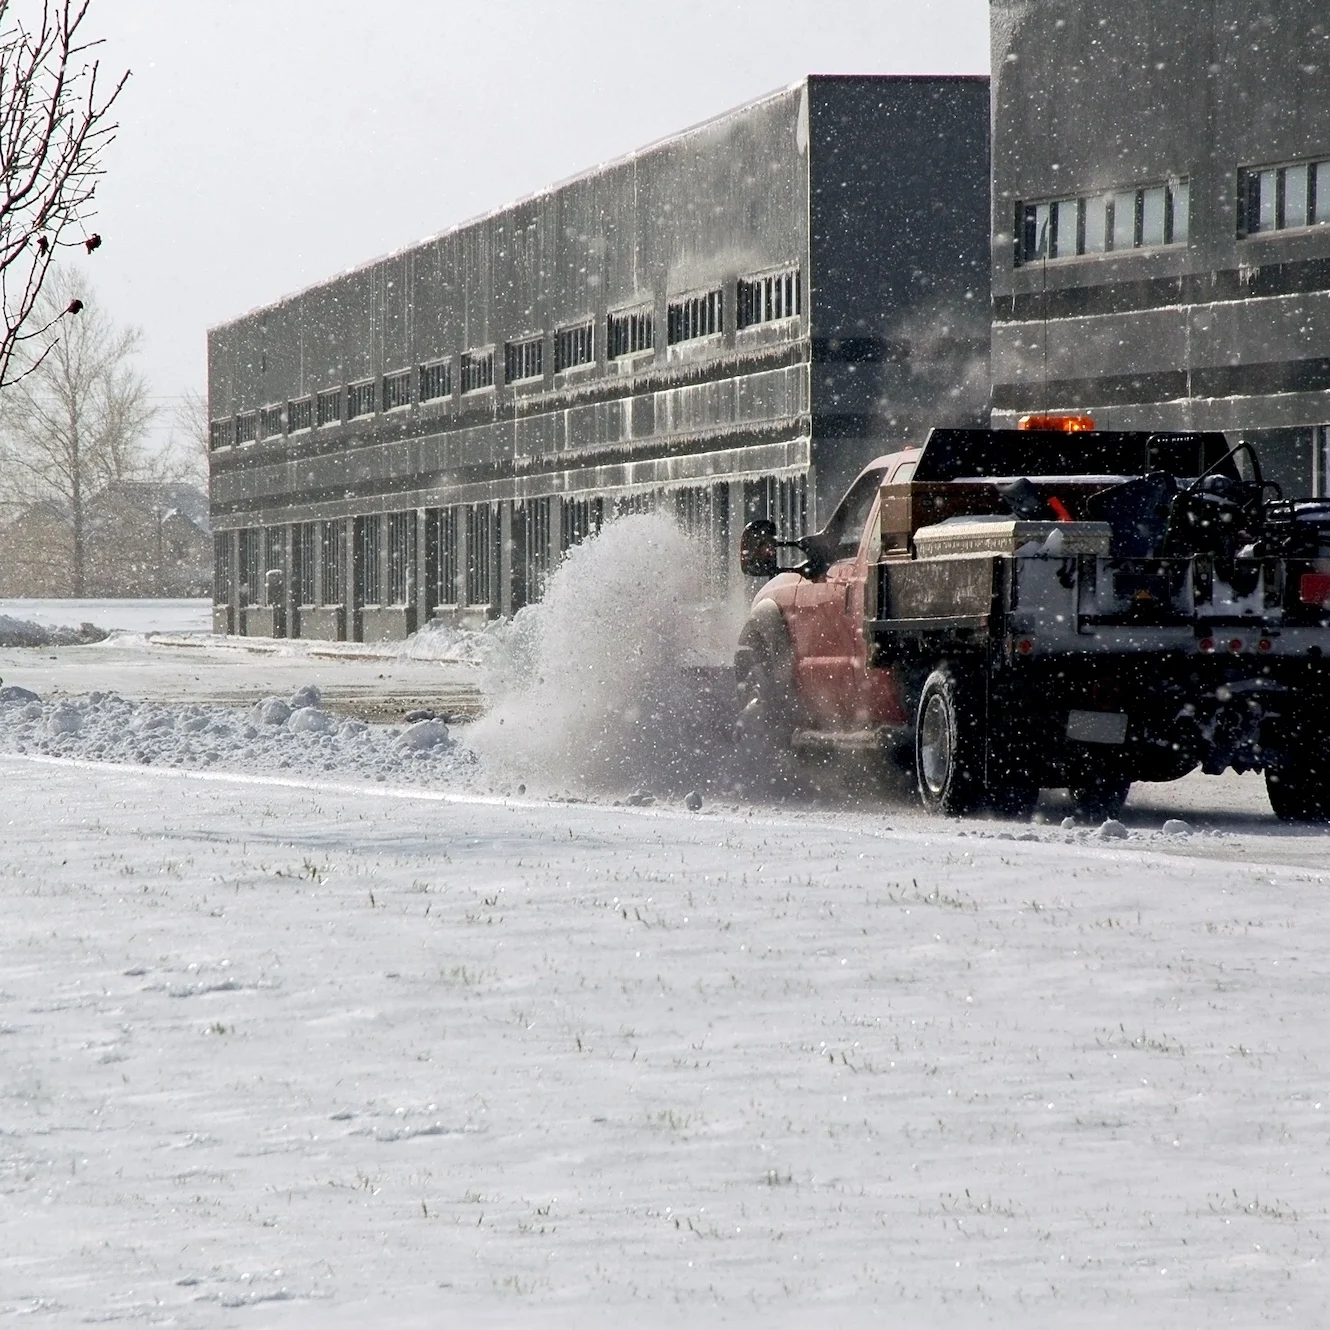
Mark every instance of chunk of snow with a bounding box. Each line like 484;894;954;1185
1162;818;1192;836
251;698;291;726
289;706;332;735
47;702;81;735
1098;819;1128;840
289;683;322;709
0;684;40;705
395;718;450;750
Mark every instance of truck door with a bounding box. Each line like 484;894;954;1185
791;467;886;721
845;467;913;726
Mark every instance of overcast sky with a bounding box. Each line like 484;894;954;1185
86;0;989;437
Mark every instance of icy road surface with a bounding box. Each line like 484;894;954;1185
4;756;1330;1327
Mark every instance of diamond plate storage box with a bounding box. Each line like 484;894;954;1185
912;517;1112;559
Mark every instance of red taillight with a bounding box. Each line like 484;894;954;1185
1198;638;1215;653
1300;573;1330;607
1017;638;1034;655
1259;638;1273;652
1229;639;1244;653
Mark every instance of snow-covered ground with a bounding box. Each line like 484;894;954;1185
3;755;1330;1328
5;519;1330;1325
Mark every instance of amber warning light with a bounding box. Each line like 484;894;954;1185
1018;414;1096;433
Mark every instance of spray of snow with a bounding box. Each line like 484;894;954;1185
470;513;728;794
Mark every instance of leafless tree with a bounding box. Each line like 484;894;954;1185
0;1;126;391
0;268;154;593
166;387;210;491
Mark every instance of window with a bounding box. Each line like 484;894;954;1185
737;268;802;329
667;288;723;344
238;528;262;605
234;411;257;445
354;516;381;606
461;349;494;394
295;523;316;605
320;520;346;604
1240;158;1330;236
607;307;654;358
420;360;452;402
1017;179;1190;263
562;495;603;549
347;381;375;419
382;369;412;411
316;388;341;427
521;497;554;603
212;532;233;601
261;528;285;604
465;504;495;605
386;511;415;604
287;397;312;433
260;405;284;439
555;321;594;371
504;336;543;384
209;419;234;451
426;507;460;606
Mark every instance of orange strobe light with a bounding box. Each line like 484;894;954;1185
1018;414;1096;432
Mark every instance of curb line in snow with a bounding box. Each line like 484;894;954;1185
0;751;1301;877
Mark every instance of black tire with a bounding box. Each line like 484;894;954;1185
1069;776;1131;822
915;665;986;816
1265;763;1330;823
734;645;794;754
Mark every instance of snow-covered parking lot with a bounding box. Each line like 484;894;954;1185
5;753;1330;1327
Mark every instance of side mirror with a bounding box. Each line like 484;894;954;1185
739;519;779;579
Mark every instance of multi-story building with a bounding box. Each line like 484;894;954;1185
991;1;1330;496
207;74;989;638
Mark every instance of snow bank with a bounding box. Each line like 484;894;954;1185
470;513;723;794
0;614;107;647
0;684;474;787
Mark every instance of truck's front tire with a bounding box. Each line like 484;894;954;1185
916;666;986;816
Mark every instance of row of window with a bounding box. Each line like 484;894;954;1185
219;477;803;615
1239;158;1330;237
208;267;802;449
1018;154;1330;265
1017;179;1190;264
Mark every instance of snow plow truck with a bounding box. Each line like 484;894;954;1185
736;418;1330;821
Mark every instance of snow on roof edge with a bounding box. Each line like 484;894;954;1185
207;74;977;337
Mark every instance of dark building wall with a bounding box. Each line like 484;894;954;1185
209;75;990;638
991;1;1330;494
808;76;991;504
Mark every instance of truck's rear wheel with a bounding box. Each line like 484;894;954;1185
1265;759;1330;822
916;666;985;816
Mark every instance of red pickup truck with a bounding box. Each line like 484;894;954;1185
735;423;1330;821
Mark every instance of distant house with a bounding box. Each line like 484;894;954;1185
0;482;212;598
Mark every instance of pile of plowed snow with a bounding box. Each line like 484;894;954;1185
0;683;477;787
0;614;107;647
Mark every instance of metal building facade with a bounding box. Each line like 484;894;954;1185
991;2;1330;497
208;75;989;640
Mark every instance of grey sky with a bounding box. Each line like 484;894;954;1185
87;0;989;435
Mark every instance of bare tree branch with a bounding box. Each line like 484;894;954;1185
0;1;126;392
